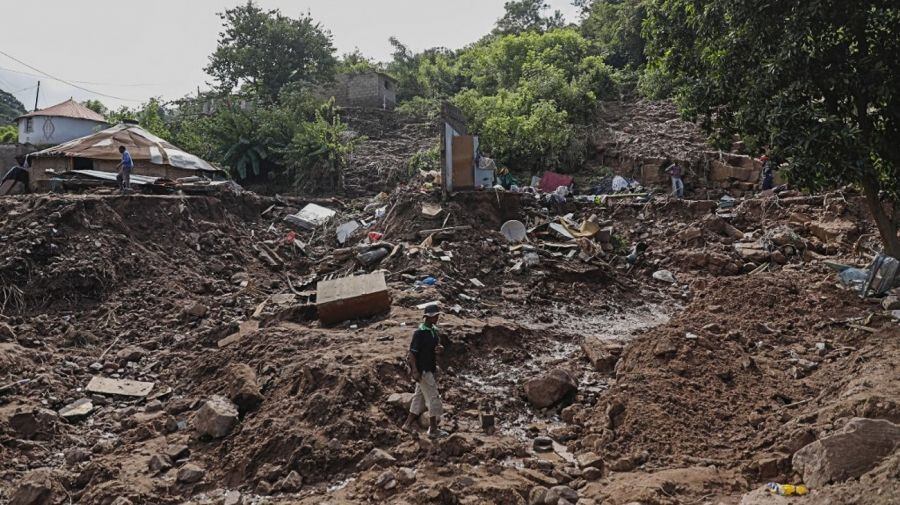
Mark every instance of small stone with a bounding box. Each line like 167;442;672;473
546;485;579;505
375;470;396;489
165;444;190;461
575;452;603;470
145;400;163;412
275;470;303;492
524;369;578;408
883;296;900;310
58;398;93;422
176;463;204;484
396;467;416;484
223;490;242;505
115;346;146;365
225;363;263;414
357;448;396;470
184;303;208;318
533;436;553;452
148;454;173;474
581;467;602;480
193;395;239;438
528;485;548;505
89;362;104;371
64;447;92;465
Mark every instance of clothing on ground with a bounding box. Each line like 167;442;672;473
409;323;439;373
409;371;443;417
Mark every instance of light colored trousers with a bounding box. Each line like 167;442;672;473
409;372;443;417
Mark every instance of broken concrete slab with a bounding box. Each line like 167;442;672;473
284;203;336;230
336;220;361;244
792;417;900;487
85;376;154;398
316;271;391;325
58;398;93;422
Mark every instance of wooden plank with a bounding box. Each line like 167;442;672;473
85;376;154;397
451;135;475;189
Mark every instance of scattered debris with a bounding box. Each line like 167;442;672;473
85;376;155;397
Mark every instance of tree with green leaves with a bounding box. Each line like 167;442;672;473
206;1;337;102
580;0;647;69
107;98;171;140
0;89;25;125
494;0;566;35
0;124;17;143
81;99;108;117
645;0;900;256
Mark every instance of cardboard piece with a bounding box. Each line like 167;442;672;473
421;203;443;218
316;271;391;325
85;376;155;397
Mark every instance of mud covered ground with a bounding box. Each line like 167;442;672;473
0;187;898;505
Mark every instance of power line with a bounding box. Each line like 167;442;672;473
0;64;181;88
0;50;143;102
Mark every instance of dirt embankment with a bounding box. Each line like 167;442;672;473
0;187;897;505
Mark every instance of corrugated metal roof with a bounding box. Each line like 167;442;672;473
30;123;225;175
17;99;107;122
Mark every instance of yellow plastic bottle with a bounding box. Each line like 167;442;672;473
766;482;809;496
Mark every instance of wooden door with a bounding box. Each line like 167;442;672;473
451;135;475;189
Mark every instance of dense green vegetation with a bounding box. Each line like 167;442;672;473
645;0;900;255
0;89;25;133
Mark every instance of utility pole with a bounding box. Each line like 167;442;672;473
33;80;40;111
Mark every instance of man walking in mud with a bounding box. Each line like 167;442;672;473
402;304;448;438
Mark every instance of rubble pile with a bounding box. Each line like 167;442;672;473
0;181;898;505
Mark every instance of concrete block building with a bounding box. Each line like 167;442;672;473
323;71;397;110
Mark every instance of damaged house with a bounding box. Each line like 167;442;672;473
25;121;226;191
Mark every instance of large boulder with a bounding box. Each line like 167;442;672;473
225;363;263;414
524;369;578;409
193;395;239;438
792;417;900;487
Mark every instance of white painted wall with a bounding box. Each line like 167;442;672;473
17;116;106;145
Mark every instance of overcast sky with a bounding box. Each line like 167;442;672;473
0;0;580;112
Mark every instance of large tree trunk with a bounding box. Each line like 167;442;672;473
860;173;900;258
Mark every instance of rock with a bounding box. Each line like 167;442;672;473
386;392;414;409
581;467;602;480
223;490;243;505
58;398;93;422
735;243;770;262
148;453;173;474
64;447;91;465
652;270;677;283
0;322;16;341
609;456;634;472
165;444;190;461
231;272;249;285
528;486;549;505
809;219;857;243
440;433;473;457
225;363;263;414
184;302;209;318
358;448;396;470
750;453;787;479
115;346;146;364
580;339;623;374
193;395;239;438
575;452;603;470
256;463;283;483
176;463;205;484
882;296;900;310
677;227;702;242
9;407;57;440
545;485;579;505
533;436;553;452
524;369;578;408
9;469;59;505
110;498;134;505
375;470;397;490
145;399;163;412
275;470;303;492
792;417;900;487
396;467;416;484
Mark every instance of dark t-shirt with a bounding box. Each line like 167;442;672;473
409;324;439;373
